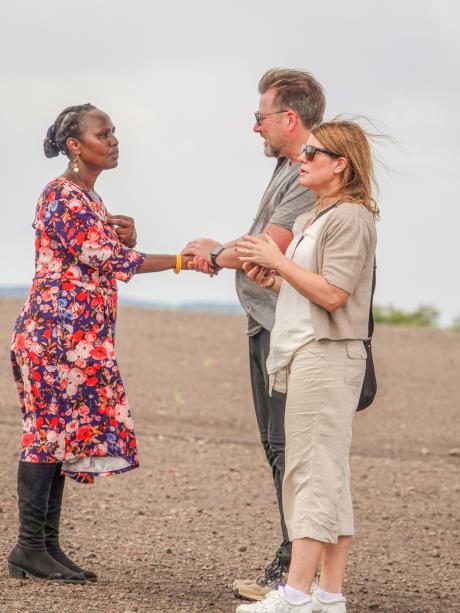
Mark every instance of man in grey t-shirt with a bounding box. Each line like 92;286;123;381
183;69;325;600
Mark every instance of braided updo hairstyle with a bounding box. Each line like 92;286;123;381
43;104;97;158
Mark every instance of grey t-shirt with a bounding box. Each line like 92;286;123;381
235;157;316;335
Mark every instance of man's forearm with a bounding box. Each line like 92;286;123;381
215;244;244;269
215;230;289;270
215;238;243;269
216;227;291;270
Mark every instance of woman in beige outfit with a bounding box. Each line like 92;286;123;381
235;120;378;613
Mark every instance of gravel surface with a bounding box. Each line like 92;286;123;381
0;298;459;612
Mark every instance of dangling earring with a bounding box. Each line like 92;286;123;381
72;154;80;173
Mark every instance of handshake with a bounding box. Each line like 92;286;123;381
181;234;283;291
180;237;223;276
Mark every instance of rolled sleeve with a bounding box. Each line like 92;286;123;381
321;216;373;295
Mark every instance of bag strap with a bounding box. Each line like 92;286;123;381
368;258;377;339
291;203;338;258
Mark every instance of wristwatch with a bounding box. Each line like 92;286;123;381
210;245;225;269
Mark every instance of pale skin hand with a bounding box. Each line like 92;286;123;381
236;233;286;269
107;214;137;248
181;238;222;275
181;238;221;261
242;262;282;294
181;223;293;274
236;233;350;313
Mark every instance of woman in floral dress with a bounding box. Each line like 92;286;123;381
8;104;193;583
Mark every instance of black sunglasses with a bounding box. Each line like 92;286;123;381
300;144;343;161
254;110;288;125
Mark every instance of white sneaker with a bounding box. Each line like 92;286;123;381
236;586;312;613
311;593;346;613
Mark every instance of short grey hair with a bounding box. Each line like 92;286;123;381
258;68;326;129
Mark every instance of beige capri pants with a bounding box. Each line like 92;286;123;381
272;339;366;544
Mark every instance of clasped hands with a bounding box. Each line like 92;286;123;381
181;238;221;276
106;213;284;286
181;233;284;287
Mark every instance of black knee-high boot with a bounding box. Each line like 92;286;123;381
45;467;97;580
7;461;86;582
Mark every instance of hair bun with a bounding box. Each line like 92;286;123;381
43;125;60;158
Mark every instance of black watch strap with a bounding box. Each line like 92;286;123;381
210;246;225;268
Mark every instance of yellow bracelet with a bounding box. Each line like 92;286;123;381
174;253;182;274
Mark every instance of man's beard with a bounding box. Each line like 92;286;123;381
264;143;281;158
263;135;286;158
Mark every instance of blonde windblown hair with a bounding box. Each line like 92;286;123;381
311;119;380;218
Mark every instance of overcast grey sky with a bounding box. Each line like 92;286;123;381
1;0;459;324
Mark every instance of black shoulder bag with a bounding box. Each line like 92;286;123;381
356;259;377;411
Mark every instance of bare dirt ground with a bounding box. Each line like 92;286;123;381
0;297;459;613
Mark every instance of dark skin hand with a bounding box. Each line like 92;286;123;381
107;214;137;248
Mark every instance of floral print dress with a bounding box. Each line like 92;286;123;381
11;177;145;484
